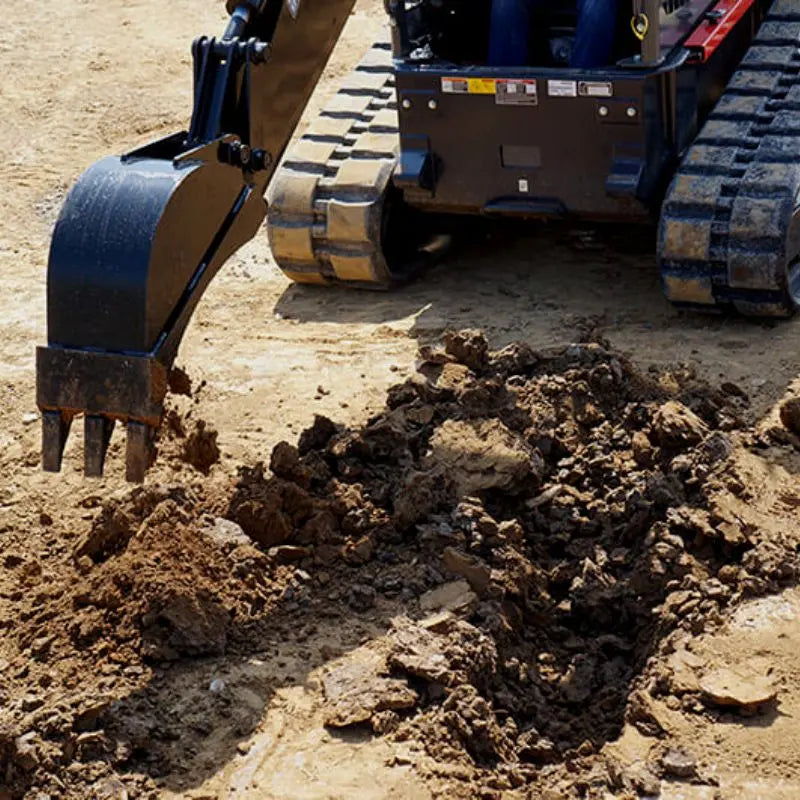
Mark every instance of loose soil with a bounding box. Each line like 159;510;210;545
2;2;800;800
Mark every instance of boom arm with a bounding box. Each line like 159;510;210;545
36;0;356;481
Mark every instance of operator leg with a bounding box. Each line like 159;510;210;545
488;0;533;66
570;0;618;67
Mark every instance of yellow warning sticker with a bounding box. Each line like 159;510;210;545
467;78;497;94
441;77;497;95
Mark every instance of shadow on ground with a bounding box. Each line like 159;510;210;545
274;219;800;417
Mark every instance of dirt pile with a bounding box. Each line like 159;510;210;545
2;330;799;799
0;484;295;798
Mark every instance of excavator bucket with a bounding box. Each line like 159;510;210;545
36;0;358;480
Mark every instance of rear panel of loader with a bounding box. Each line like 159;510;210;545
392;0;769;222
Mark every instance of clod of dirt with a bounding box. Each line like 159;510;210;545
443;329;489;373
323;649;418;728
652;400;709;448
779;396;800;436
298;414;338;455
181;419;221;473
167;366;193;397
427;418;543;495
442;547;491;596
141;591;230;660
661;747;697;778
699;667;778;711
226;464;321;547
270;441;311;487
419;581;478;615
387;618;497;690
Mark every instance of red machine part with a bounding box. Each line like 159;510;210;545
684;0;758;61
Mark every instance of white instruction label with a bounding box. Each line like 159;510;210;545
578;81;613;98
547;79;577;98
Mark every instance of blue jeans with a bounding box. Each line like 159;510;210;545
488;0;618;68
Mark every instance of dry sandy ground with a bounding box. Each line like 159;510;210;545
1;1;800;798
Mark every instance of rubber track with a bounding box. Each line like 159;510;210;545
267;41;400;286
659;4;800;317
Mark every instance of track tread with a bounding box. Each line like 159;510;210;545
267;41;399;286
659;11;800;317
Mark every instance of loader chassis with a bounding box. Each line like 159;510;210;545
389;0;767;219
37;0;800;480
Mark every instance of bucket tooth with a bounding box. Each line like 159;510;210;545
84;415;115;478
42;411;72;473
125;422;155;483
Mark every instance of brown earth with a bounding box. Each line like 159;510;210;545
2;2;800;800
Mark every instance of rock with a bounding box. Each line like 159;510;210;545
269;544;312;563
20;694;44;712
347;583;376;611
419;611;457;633
406;405;435;425
343;535;374;565
779;396;800;436
442;547;491;596
700;666;777;710
631;431;654;467
206;518;251;553
29;636;54;657
517;729;557;763
323;649;418;727
393;467;453;529
74;697;112;731
75;730;108;759
695;431;733;467
652;401;709;449
619;761;661;796
93;778;130;800
626;689;670;736
14;732;40;772
661;747;697;778
419;580;478;615
526;484;565;508
209;678;226;694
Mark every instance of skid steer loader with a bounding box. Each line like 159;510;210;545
37;0;800;480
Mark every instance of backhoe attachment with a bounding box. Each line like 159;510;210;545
36;0;356;480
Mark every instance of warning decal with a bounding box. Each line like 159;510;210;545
496;79;538;106
441;77;497;95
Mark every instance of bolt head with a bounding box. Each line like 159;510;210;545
598;105;609;117
402;98;412;110
626;106;637;118
428;99;438;110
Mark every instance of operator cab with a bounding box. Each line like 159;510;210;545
400;0;638;67
398;0;699;68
